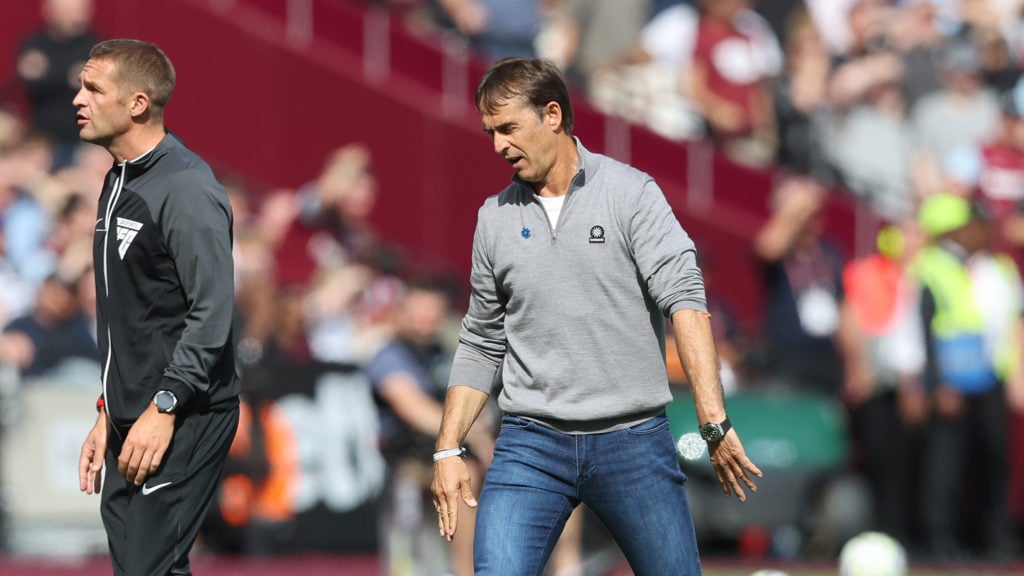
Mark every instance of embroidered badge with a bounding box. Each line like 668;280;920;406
589;225;605;244
116;217;144;259
521;227;532;239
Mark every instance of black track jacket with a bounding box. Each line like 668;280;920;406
93;133;239;430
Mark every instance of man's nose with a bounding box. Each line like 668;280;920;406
492;134;508;156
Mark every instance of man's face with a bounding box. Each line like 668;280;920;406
72;58;132;147
398;289;447;345
481;97;558;184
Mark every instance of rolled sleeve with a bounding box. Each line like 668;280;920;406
627;180;707;316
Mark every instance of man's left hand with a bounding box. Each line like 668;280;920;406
118;404;175;485
708;431;762;502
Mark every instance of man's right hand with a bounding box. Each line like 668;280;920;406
431;455;477;542
78;411;108;495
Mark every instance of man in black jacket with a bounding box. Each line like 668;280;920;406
74;38;240;575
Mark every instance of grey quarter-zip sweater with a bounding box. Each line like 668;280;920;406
449;139;708;433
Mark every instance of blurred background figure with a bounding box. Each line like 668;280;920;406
15;0;99;169
431;0;541;62
0;264;98;381
690;0;781;167
772;5;831;179
914;193;1024;561
822;0;916;219
838;222;927;552
946;78;1024;265
911;38;1001;182
274;143;381;290
753;176;848;396
366;276;493;576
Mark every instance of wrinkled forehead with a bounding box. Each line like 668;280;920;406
80;57;117;83
480;96;535;125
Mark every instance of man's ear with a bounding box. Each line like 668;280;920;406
128;91;150;119
544;101;562;131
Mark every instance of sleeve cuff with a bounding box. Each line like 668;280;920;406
448;360;499;395
160;378;196;409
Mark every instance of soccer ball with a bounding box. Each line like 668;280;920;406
839;531;907;576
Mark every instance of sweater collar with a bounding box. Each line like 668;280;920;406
512;136;598;199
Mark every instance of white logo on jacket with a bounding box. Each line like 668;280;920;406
115;217;143;259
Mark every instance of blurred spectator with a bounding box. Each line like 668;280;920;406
826;0;903;111
690;0;781;166
15;0;100;167
52;142;110;207
48;192;94;259
432;0;540;62
891;0;949;108
537;1;704;140
205;388;299;555
274;143;379;289
256;188;299;252
839;222;928;550
366;277;493;576
0;267;98;379
752;0;803;47
914;193;1024;560
304;263;387;364
946;79;1024;260
0;223;34;329
753;177;848;395
0;133;57;285
912;37;1001;172
205;253;300;555
555;0;652;92
805;0;860;56
823;0;917;218
977;30;1021;95
772;5;832;177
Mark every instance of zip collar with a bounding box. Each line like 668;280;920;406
107;131;183;180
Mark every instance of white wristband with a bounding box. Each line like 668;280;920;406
433;447;467;462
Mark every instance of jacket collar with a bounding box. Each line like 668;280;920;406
111;131;182;176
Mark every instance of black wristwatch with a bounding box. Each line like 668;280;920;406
699;417;732;443
153;390;179;414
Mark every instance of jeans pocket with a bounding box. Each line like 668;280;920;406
500;415;534;430
624;413;670;436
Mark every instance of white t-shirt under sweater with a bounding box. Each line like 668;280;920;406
535;194;565;231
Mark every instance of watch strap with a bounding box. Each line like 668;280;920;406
432;447;467;462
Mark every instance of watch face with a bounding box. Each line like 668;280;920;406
155;391;176;413
700;422;723;443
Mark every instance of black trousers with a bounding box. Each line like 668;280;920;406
102;407;239;575
922;385;1010;554
853;389;922;547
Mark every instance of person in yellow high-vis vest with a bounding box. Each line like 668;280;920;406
915;193;1024;561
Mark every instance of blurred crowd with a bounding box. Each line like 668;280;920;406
4;0;1024;571
400;0;1024;222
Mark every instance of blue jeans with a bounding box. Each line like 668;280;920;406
474;413;701;575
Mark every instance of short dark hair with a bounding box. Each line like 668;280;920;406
474;57;574;133
89;39;176;115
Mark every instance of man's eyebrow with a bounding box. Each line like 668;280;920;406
483;122;515;134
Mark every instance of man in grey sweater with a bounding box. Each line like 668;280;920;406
431;57;760;575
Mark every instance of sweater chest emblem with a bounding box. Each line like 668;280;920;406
115;217;144;259
589;225;605;244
